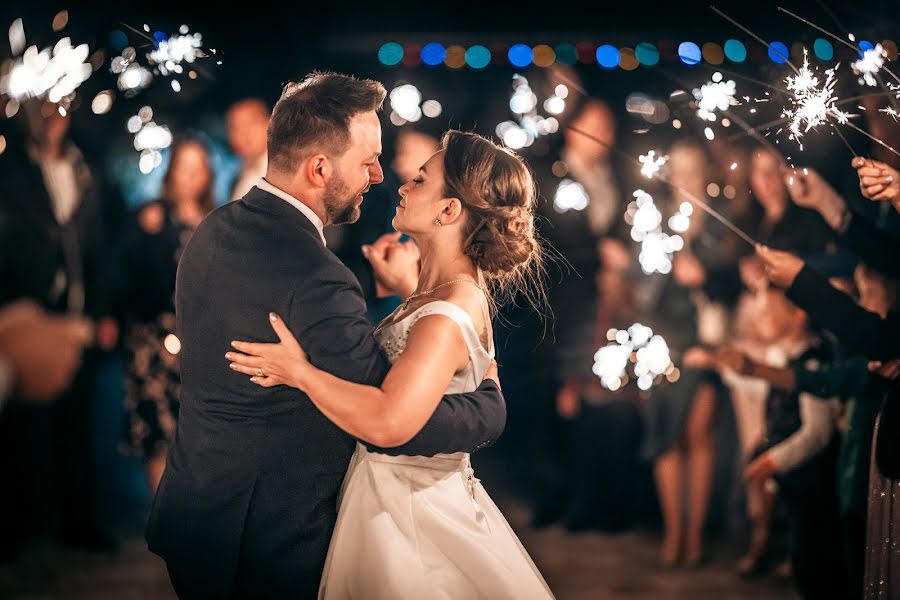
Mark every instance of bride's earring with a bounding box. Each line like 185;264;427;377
434;218;443;227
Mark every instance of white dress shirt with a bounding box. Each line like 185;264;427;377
230;153;268;202
255;178;326;246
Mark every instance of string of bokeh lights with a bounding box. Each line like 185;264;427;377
377;39;899;70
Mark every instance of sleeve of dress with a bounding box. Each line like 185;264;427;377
839;212;900;278
768;393;836;473
787;265;900;360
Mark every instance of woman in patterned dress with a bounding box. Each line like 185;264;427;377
121;138;215;492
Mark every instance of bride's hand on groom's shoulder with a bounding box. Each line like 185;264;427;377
226;313;312;390
363;232;420;299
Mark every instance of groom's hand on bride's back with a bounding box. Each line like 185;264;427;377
363;232;420;299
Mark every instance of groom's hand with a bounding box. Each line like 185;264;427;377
363;233;420;299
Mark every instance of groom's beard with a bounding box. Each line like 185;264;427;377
323;173;360;225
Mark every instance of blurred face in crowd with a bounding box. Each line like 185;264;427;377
754;288;807;343
394;150;447;235
392;130;440;182
669;144;707;204
324;110;384;225
169;142;212;204
564;101;615;163
750;150;788;215
226;99;269;161
38;108;70;150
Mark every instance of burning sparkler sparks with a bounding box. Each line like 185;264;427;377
782;49;852;150
146;27;204;76
594;323;676;391
693;72;737;122
552;178;589;212
639;150;667;179
852;44;887;87
0;36;92;106
128;106;171;174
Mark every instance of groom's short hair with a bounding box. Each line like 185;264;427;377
267;72;386;172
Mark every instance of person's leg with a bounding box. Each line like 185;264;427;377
146;454;167;496
683;383;716;564
52;361;102;542
654;446;684;565
737;480;776;576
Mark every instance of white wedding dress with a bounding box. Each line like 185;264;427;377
318;300;554;599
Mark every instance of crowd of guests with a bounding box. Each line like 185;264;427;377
0;88;898;600
505;97;900;599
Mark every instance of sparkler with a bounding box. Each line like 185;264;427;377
567;124;757;247
624;190;686;275
146;27;204;76
782;49;852;151
128;106;172;174
0;36;92;106
777;6;900;86
552;178;589;212
497;74;561;149
881;107;900;122
639;150;667;179
852;44;887;87
693;73;737;122
594;323;677;391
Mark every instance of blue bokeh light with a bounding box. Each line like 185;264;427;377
678;41;701;65
420;43;446;66
768;41;789;64
508;44;534;68
596;44;620;68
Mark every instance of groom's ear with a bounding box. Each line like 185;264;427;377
306;154;331;189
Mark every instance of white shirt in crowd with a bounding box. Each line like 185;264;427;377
231;153;268;202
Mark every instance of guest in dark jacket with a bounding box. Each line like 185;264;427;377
0;104;117;558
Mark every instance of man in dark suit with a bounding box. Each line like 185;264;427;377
147;72;506;599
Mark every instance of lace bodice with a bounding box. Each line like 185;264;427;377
373;300;495;395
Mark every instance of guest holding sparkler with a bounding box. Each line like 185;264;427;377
0;103;117;558
120;138;215;494
640;142;740;568
684;289;846;599
757;157;900;598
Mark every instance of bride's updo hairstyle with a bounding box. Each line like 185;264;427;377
440;130;546;313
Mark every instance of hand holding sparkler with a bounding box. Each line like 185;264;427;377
756;245;805;289
672;253;706;288
739;255;769;292
853;157;900;203
781;166;848;229
745;452;779;484
683;346;752;376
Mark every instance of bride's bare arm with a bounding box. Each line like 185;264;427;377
227;313;470;447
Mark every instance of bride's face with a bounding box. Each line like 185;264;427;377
393;150;448;234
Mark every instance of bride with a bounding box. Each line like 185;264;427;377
227;130;553;599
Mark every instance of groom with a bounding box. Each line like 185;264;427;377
146;72;506;599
